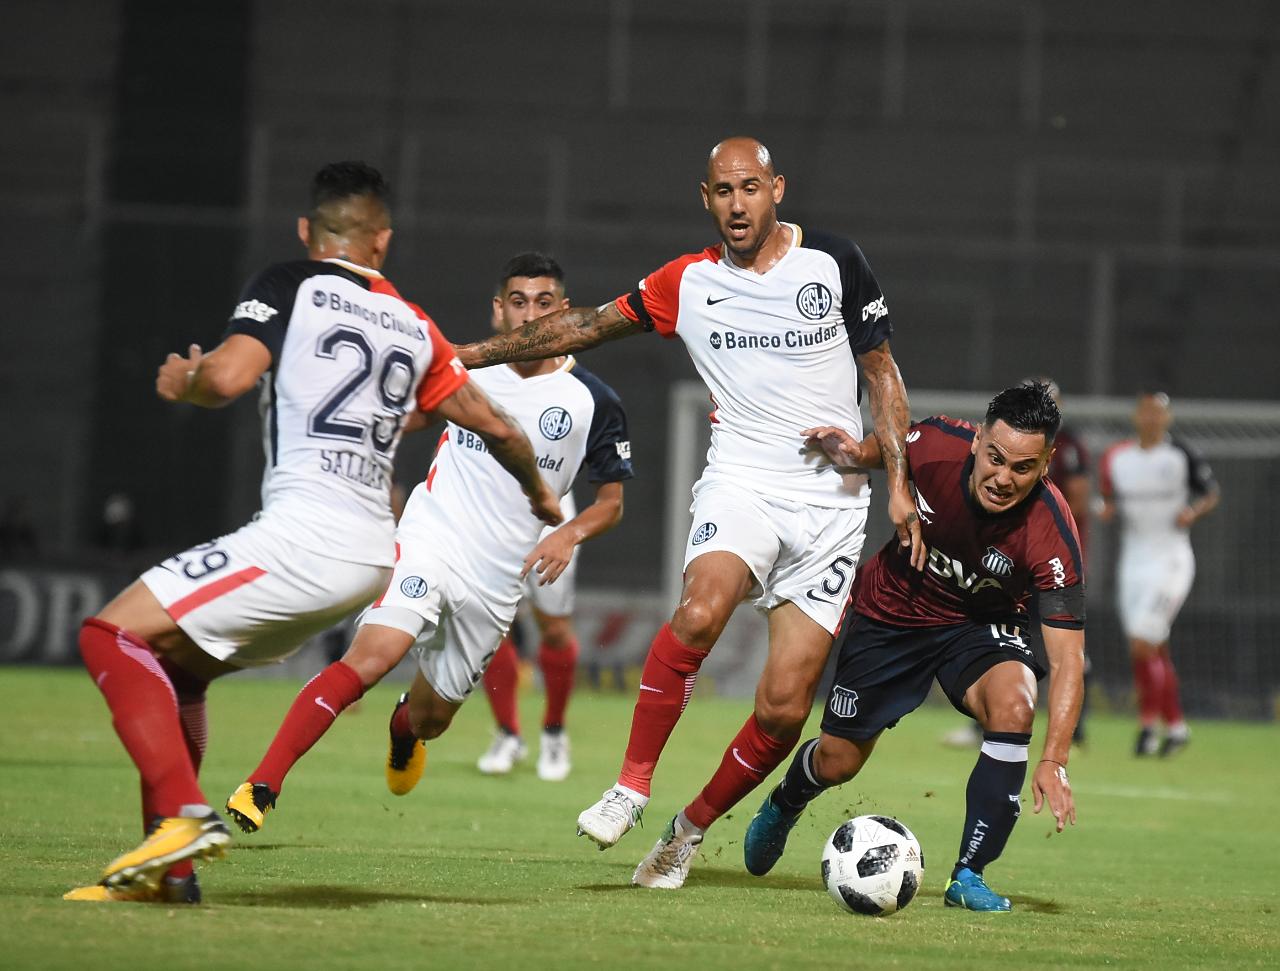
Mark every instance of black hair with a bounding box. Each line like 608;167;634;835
309;161;390;213
497;252;565;293
984;381;1062;444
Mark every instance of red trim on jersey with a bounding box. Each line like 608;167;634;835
614;246;721;337
167;567;267;621
416;320;469;412
1098;439;1134;499
372;542;402;608
708;392;720;424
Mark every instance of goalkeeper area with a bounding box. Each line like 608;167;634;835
1;668;1275;969
665;384;1280;718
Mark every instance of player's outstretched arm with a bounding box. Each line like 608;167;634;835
522;481;624;586
857;340;925;570
454;303;642;369
156;335;271;408
800;426;884;470
1032;624;1084;833
431;380;563;526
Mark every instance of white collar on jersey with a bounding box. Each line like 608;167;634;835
322;257;384;279
505;355;576;381
719;221;802;272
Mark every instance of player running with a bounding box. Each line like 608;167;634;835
743;382;1084;912
1099;391;1218;757
224;253;632;832
475;258;605;782
66;162;556;904
452;137;921;889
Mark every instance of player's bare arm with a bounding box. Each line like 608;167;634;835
857;340;925;571
454;302;642;369
801;426;884;470
156;334;271;408
522;481;624;586
431;380;563;526
1032;624;1084;833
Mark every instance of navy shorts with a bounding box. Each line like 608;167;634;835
820;613;1046;741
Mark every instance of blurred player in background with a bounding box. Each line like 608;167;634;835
453;137;920;890
476;256;607;783
745;383;1084;912
67;162;550;904
225;252;631;834
1100;391;1219;757
942;376;1093;748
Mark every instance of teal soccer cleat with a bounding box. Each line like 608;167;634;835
743;788;803;877
944;867;1012;912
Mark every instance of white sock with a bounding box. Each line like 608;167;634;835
674;811;705;839
614;784;649;807
179;803;213;818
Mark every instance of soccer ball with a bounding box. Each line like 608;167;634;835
821;815;924;916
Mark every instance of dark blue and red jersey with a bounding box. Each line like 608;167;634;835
856;416;1085;630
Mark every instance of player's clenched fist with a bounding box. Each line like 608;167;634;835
156;344;203;402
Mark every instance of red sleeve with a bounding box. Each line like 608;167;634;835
614;247;719;338
1030;485;1084;591
909;416;977;462
1098;441;1128;499
415;315;469;413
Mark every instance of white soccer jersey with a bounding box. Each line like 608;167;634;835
1100;436;1217;550
614;224;892;509
409;358;632;614
225;257;467;567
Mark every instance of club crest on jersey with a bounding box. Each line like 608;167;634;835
796;282;833;320
400;576;429;599
691;522;717;545
982;546;1014;577
539;407;573;441
829;686;859;718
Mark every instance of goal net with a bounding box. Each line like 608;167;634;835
665;382;1280;718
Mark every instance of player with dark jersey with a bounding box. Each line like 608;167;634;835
743;383;1084;912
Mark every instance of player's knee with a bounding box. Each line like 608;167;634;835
813;738;862;786
754;694;810;738
671;599;729;649
539;617;575;648
982;694;1035;734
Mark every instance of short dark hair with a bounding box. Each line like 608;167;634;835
984;382;1062;444
309;161;390;213
497;252;565;293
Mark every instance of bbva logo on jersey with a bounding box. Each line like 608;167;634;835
539;407;573;441
796;282;833;320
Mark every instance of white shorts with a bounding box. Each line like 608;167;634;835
360;538;516;705
683;477;867;635
521;523;578;617
140;519;390;668
1117;542;1195;644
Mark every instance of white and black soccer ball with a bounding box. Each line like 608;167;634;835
821;815;925;916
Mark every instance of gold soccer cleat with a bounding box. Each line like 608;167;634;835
386;693;427;795
100;814;230;889
225;782;278;833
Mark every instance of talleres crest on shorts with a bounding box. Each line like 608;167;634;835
691;522;717;545
539;406;573;441
400;576;429;598
982;546;1014;577
796;282;833;321
829;685;859;718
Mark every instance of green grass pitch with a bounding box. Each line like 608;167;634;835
0;666;1276;969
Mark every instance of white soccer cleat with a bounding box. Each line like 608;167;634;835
477;731;527;775
576;786;644;849
632;816;703;890
537;730;571;782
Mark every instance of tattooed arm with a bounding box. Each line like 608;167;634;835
431;380;563;526
455;303;643;369
857;339;925;571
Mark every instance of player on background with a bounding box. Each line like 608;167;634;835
475;257;604;782
224;253;631;831
744;382;1084;912
452;137;921;889
1099;391;1218;757
66;162;557;904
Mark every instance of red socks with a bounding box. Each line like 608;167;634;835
617;625;707;796
482;637;521;735
539;638;578;730
1158;653;1185;725
683;713;796;830
249;661;365;793
1132;654;1164;726
78;618;205;818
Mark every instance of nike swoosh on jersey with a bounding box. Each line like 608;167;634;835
314;696;337;716
639;683;664;694
705;295;737;305
806;589;836;606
